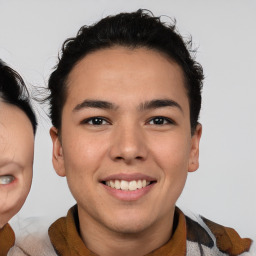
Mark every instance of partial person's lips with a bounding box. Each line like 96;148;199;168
0;175;15;185
100;173;157;191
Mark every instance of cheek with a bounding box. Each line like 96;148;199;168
16;164;33;205
0;168;32;219
61;137;106;208
21;167;33;193
150;133;191;170
62;134;107;182
0;158;33;214
14;176;32;212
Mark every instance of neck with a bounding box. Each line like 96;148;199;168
78;208;175;256
0;215;9;229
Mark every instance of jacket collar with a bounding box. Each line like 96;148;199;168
49;205;187;256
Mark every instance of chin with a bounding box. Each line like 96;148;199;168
104;212;154;235
110;222;149;235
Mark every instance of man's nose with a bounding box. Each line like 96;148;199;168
109;123;148;164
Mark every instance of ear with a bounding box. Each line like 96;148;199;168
50;127;66;177
188;123;202;173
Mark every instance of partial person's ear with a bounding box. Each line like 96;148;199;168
188;123;202;172
50;127;66;177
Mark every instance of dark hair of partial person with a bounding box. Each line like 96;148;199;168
0;60;37;134
47;9;204;134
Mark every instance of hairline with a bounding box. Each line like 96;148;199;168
0;98;36;136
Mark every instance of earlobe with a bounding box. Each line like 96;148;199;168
50;127;66;177
188;123;202;173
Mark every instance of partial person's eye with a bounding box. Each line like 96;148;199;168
81;117;110;125
147;116;175;125
0;175;15;185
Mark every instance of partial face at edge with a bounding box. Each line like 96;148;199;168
0;101;34;228
51;47;201;235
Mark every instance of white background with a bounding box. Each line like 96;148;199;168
0;0;255;239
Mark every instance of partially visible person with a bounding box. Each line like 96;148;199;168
0;60;37;256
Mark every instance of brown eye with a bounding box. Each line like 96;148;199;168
81;117;110;125
89;118;104;125
148;117;174;125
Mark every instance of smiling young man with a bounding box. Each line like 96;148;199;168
46;10;254;256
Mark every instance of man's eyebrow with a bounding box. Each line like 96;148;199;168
73;100;118;112
139;99;183;112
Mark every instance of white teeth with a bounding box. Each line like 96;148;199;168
115;180;121;189
120;180;129;190
105;179;151;191
110;180;115;188
0;175;15;185
129;180;137;191
137;180;142;189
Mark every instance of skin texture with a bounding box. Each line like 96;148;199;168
51;47;202;256
0;101;34;228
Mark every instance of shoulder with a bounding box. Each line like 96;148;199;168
8;217;57;256
182;210;256;256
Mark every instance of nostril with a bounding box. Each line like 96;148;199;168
114;156;125;161
114;155;144;162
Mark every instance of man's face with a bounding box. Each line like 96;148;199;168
0;102;34;227
51;47;201;235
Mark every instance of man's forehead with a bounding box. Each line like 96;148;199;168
67;46;185;83
64;46;188;112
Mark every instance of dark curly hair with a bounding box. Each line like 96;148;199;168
0;60;37;134
48;9;203;134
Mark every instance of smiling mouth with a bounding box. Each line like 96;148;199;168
0;175;15;185
102;179;156;191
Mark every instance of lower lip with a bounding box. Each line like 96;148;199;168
102;182;156;201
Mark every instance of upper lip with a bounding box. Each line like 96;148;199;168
100;173;157;182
